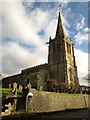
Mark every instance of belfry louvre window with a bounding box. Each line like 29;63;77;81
66;42;71;54
57;42;60;51
53;44;55;52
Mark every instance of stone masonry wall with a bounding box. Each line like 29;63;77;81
2;64;49;90
27;90;89;113
37;69;49;91
2;74;21;88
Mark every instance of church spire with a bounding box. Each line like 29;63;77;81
55;11;64;38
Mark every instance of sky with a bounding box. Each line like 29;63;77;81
0;0;90;86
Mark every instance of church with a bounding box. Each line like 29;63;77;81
2;12;80;91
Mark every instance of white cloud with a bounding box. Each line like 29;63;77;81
84;27;90;41
83;27;88;33
44;19;57;39
75;15;89;45
89;28;90;32
76;17;85;31
75;13;89;45
2;0;34;2
74;48;88;85
2;42;48;76
1;1;70;42
60;9;70;29
29;8;50;32
0;2;2;36
63;26;71;37
88;28;90;41
2;2;49;46
75;31;88;45
75;26;90;45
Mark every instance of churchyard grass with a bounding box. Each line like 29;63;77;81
1;88;12;94
1;88;23;96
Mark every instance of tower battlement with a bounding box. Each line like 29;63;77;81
21;63;48;73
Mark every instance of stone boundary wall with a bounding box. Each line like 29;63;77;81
27;90;89;113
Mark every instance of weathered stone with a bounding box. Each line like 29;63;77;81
27;90;89;113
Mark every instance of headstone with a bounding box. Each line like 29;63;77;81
9;84;11;89
13;99;17;112
18;85;23;93
27;83;31;91
39;86;43;91
12;82;17;96
4;103;12;115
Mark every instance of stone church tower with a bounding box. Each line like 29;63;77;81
48;12;79;89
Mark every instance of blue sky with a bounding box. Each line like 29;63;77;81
1;0;90;86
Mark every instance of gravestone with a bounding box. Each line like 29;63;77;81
9;84;11;89
12;82;18;112
5;103;12;115
18;85;23;93
39;86;43;91
27;83;32;92
12;82;17;96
